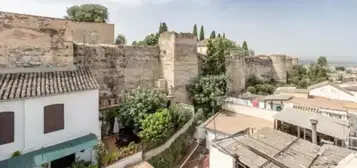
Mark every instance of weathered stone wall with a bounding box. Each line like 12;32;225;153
226;50;246;96
286;56;293;72
270;54;287;83
244;56;273;81
73;44;160;98
71;22;114;44
159;32;198;104
173;33;198;104
0;11;73;68
159;32;175;94
292;57;299;66
0;11;115;68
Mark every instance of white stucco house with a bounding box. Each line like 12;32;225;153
0;66;100;168
308;81;357;102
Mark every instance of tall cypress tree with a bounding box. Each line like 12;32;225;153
217;33;221;38
199;25;205;41
242;41;248;50
210;31;216;39
223;33;226;38
193;24;198;39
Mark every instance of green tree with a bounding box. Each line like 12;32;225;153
137;34;159;46
117;87;167;131
242;41;248;50
317;56;328;67
223;33;226;38
159;22;168;34
115;34;126;45
192;24;198;39
187;75;227;118
132;41;137;45
336;66;345;71
247;86;257;94
210;31;216;39
199;25;205;41
138;108;173;146
217;33;221;38
64;4;108;23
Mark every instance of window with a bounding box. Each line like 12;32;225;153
0;111;14;145
44;104;64;134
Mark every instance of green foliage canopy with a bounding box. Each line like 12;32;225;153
65;4;108;23
210;31;216;39
117;87;167;131
115;34;126;45
317;56;328;67
138;108;173;146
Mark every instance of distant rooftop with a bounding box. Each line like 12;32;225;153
202;110;273;135
213;127;355;168
274;107;350;138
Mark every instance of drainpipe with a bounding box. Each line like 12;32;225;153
310;117;318;145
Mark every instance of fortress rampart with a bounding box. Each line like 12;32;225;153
0;11;298;105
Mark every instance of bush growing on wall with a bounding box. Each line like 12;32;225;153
148;124;195;168
139;108;174;149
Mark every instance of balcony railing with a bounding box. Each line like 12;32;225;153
348;136;357;150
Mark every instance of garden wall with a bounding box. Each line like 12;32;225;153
143;108;195;160
144;105;195;160
106;151;143;168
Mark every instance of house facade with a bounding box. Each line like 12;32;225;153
308;81;357;102
0;67;100;168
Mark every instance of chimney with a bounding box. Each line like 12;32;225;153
310;117;318;145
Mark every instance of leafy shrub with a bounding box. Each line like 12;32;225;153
11;151;21;158
187;75;226;118
116;142;140;160
148;124;195;168
71;160;97;168
247;86;256;94
169;104;192;130
117;87;167;131
139;108;174;150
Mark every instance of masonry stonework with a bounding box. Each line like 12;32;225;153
0;11;300;105
73;44;161;99
0;11;73;68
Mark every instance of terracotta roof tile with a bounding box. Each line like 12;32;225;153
0;67;99;101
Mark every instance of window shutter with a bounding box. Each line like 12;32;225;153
44;104;64;134
0;112;15;145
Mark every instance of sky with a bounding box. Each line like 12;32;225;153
1;0;357;62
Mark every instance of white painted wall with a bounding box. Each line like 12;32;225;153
209;146;234;168
309;85;357;102
223;103;278;121
198;46;207;55
206;131;228;149
0;90;100;161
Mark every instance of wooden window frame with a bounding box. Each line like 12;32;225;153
0;111;15;145
44;104;64;134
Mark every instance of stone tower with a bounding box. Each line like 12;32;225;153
270;54;287;83
226;49;246;96
159;32;198;104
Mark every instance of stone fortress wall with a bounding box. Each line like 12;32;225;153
0;11;114;68
226;52;299;96
0;11;298;105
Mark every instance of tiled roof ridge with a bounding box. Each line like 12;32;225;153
0;66;99;101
